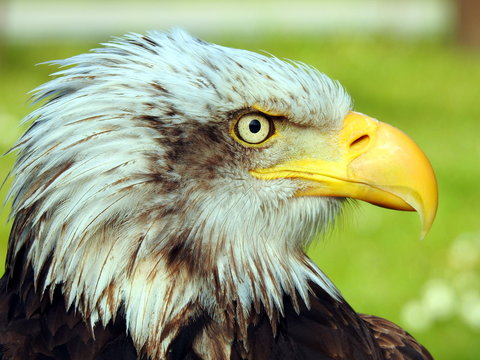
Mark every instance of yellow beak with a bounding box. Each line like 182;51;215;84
250;112;438;239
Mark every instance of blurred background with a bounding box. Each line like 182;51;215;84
0;0;479;359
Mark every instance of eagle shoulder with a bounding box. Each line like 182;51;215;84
231;283;382;360
230;283;433;360
360;314;434;360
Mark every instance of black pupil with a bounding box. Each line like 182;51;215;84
249;119;262;133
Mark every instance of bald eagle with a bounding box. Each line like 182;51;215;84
0;30;437;360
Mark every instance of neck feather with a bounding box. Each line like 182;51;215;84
9;178;342;359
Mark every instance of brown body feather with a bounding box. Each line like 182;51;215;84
0;269;139;360
0;265;433;360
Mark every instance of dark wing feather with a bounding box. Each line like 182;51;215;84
232;283;384;360
0;264;141;360
231;283;433;360
360;314;434;360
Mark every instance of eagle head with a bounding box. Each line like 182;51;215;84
5;30;437;358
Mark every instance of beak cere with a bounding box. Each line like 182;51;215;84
250;111;438;238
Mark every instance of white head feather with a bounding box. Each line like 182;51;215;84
7;29;351;358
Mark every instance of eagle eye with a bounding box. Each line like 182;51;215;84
234;114;274;145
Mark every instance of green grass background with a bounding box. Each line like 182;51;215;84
1;34;479;359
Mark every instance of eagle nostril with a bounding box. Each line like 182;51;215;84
350;134;370;151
